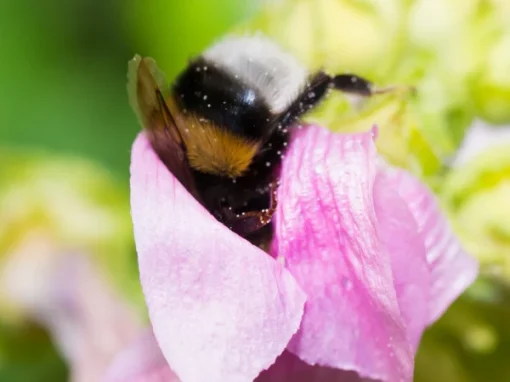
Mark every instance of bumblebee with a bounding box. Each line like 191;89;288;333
128;35;399;247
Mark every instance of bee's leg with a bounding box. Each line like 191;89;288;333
330;74;375;96
277;71;414;126
224;182;278;237
227;210;273;237
331;74;416;96
277;72;333;126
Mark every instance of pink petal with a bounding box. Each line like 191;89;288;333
102;334;371;382
130;134;306;382
273;126;413;382
51;255;142;382
3;249;142;382
381;167;479;323
373;172;430;350
102;329;180;382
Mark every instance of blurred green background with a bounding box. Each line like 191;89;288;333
0;0;256;176
1;0;510;381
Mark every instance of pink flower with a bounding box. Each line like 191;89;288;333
104;125;478;382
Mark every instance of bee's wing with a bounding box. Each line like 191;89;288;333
128;55;184;143
128;56;198;197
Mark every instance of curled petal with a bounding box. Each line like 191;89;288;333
130;134;306;382
373;172;430;350
273;126;413;382
382;167;479;323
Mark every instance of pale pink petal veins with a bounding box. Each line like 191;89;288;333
273;126;413;382
130;134;306;382
382;167;479;323
373;172;430;350
102;329;180;382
